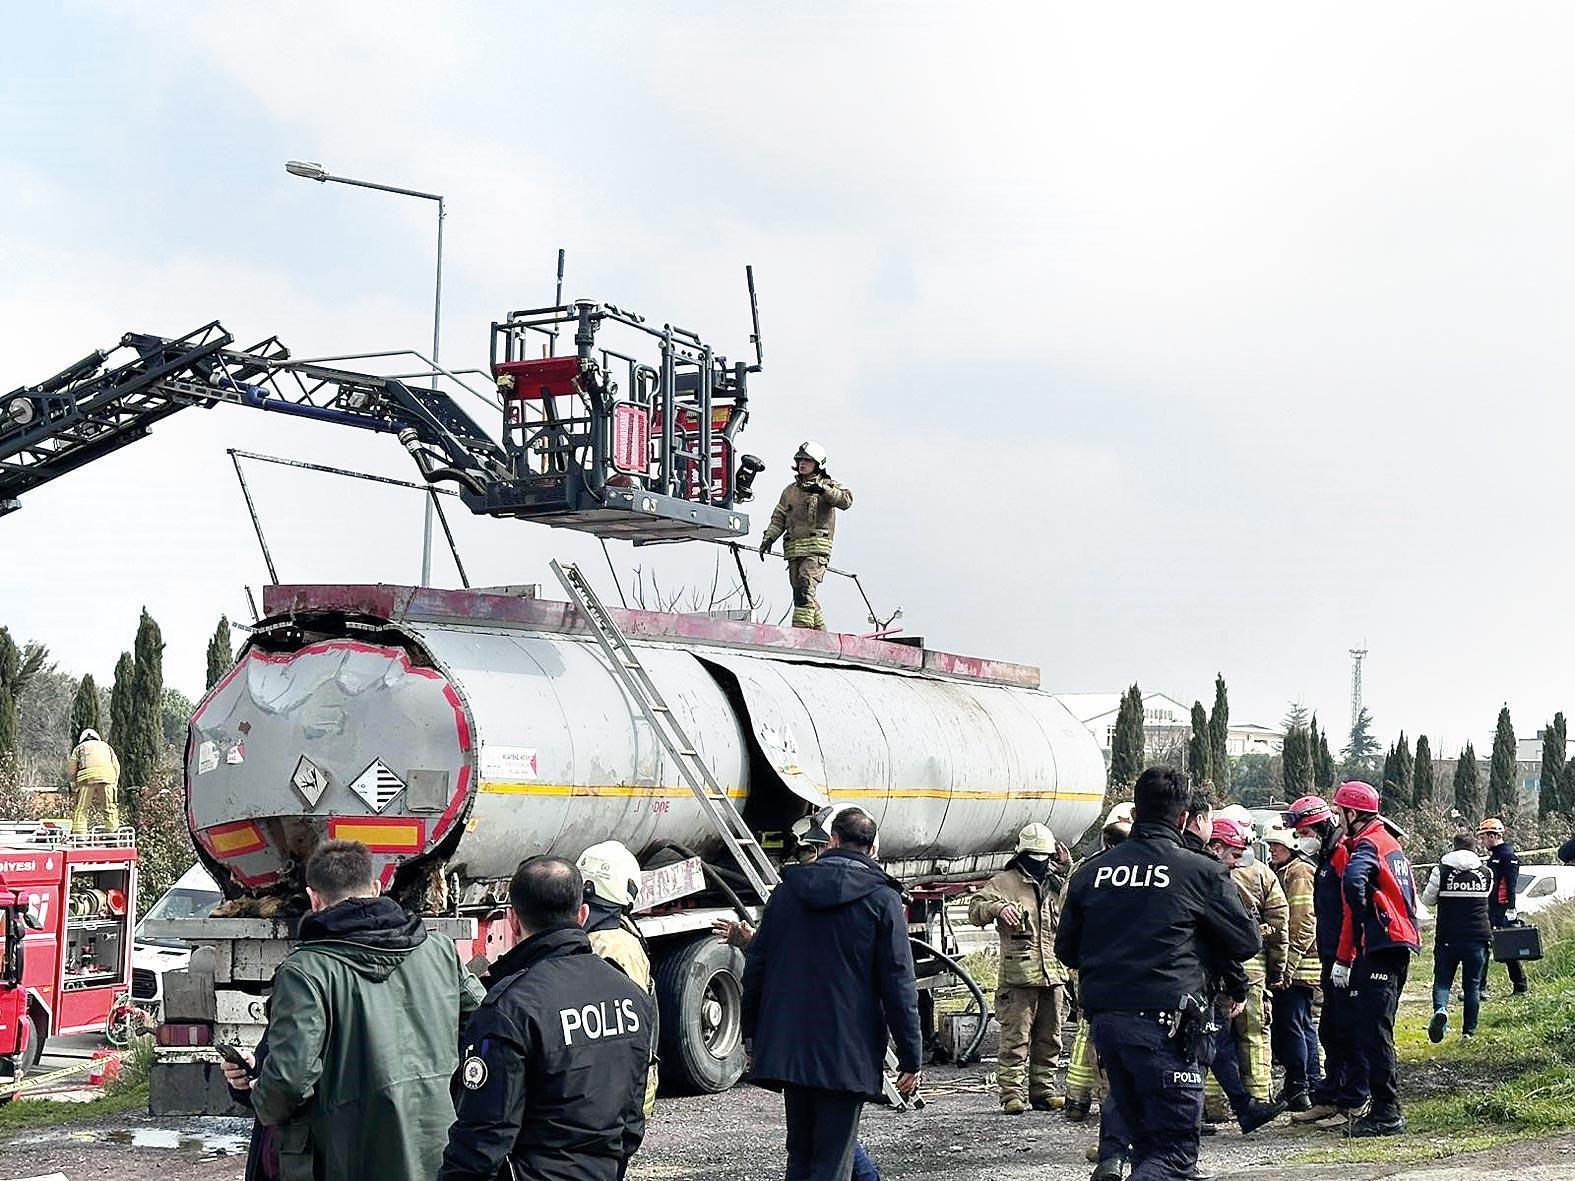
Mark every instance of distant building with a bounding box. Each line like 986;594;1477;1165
1514;730;1575;797
1059;691;1285;763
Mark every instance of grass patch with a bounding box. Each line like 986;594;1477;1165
0;1083;147;1136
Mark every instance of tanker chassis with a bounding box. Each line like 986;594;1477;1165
147;582;1105;1115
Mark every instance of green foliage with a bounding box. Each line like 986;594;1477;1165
68;673;101;741
205;615;232;691
1384;732;1413;811
1188;701;1211;785
108;651;134;746
1488;705;1517;820
1541;713;1566;816
1208;675;1228;794
1283;700;1309;732
1414;734;1435;807
1282;724;1313;799
1455;741;1483;817
1344;705;1379;774
1310;715;1336;790
161;687;194;746
1108;684;1144;790
0;628;50;761
1226;753;1277;807
122;609;166;819
133;779;195;921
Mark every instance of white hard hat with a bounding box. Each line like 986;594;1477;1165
1103;803;1134;834
1263;826;1298;851
80;728;100;742
792;812;831;847
1016;822;1055;855
794;440;828;469
576;840;642;909
1218;804;1254;831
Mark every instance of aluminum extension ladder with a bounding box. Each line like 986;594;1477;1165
551;559;910;1109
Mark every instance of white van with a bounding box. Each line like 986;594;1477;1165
1515;865;1575;917
131;864;222;1011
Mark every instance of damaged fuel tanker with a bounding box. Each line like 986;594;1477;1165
151;583;1104;1107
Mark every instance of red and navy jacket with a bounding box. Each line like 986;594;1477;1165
1336;818;1420;963
1312;839;1349;961
1485;842;1520;917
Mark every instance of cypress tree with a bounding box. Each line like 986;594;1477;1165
123;609;167;813
108;652;135;746
1208;675;1229;792
1283;726;1313;798
1314;719;1336;790
205;616;233;691
68;674;101;741
1540;714;1566;816
1414;735;1435;807
1392;732;1414;812
0;629;49;760
1108;684;1145;790
1487;706;1517;820
1380;744;1397;801
1344;707;1379;772
1189;701;1212;786
1307;715;1321;785
1454;741;1483;817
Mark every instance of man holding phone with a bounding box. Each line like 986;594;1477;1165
221;840;483;1181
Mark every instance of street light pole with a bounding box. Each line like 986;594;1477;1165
285;161;446;585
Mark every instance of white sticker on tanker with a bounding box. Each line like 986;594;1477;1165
480;746;539;781
197;742;220;775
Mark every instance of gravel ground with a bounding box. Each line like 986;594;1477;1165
3;1073;1574;1181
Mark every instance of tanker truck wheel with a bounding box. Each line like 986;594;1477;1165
654;934;745;1094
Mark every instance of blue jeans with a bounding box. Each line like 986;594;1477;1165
852;1142;879;1181
1091;1012;1203;1181
1269;985;1317;1095
1210;1017;1251;1117
1433;939;1488;1036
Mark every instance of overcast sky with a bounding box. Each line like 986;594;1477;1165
3;3;1571;756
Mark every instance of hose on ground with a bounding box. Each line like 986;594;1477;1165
909;936;989;1066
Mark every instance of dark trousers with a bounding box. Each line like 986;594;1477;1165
782;1085;864;1181
1433;940;1487;1035
1096;1074;1134;1164
1349;949;1409;1123
1209;1018;1251;1118
1316;956;1363;1109
1482;910;1527;991
1091;1012;1202;1181
1270;985;1317;1095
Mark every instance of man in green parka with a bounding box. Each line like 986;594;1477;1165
222;840;484;1181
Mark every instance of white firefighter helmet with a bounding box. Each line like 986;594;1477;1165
576;840;642;909
791;811;832;848
1263;826;1298;851
1103;802;1135;835
1016;822;1056;856
1218;804;1255;833
794;440;828;470
79;728;100;743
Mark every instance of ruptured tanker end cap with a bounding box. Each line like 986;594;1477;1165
1016;823;1055;855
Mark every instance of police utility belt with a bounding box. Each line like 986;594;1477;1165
1136;994;1218;1066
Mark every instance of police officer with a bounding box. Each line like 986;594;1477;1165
1477;817;1528;996
1056;767;1261;1181
437;856;655;1181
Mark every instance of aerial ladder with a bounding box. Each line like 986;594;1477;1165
0;283;768;543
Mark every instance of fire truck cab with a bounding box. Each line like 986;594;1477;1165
0;824;137;1082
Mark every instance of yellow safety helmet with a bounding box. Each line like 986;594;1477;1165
1478;817;1506;836
576;840;643;909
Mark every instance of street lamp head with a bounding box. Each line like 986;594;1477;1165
285;160;329;181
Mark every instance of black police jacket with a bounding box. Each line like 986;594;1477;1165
1056;819;1261;1014
436;926;655;1181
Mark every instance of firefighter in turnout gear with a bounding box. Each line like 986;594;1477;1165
64;728;121;834
758;441;852;630
1264;826;1322;1110
437;857;655;1181
969;822;1072;1114
577;840;659;1119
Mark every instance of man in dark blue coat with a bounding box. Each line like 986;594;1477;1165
742;808;923;1181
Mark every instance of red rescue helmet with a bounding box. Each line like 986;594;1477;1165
1332;780;1382;813
1286;795;1333;830
1209;818;1247;849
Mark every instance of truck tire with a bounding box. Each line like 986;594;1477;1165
654;934;745;1094
19;1010;43;1072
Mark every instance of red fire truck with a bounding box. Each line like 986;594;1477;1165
0;824;137;1084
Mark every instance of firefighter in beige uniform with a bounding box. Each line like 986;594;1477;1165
757;441;852;630
969;823;1071;1114
64;728;121;834
1204;808;1289;1117
577;840;659;1119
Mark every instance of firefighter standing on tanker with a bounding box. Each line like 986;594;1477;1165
968;822;1073;1115
578;841;659;1121
758;441;852;630
64;728;121;833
